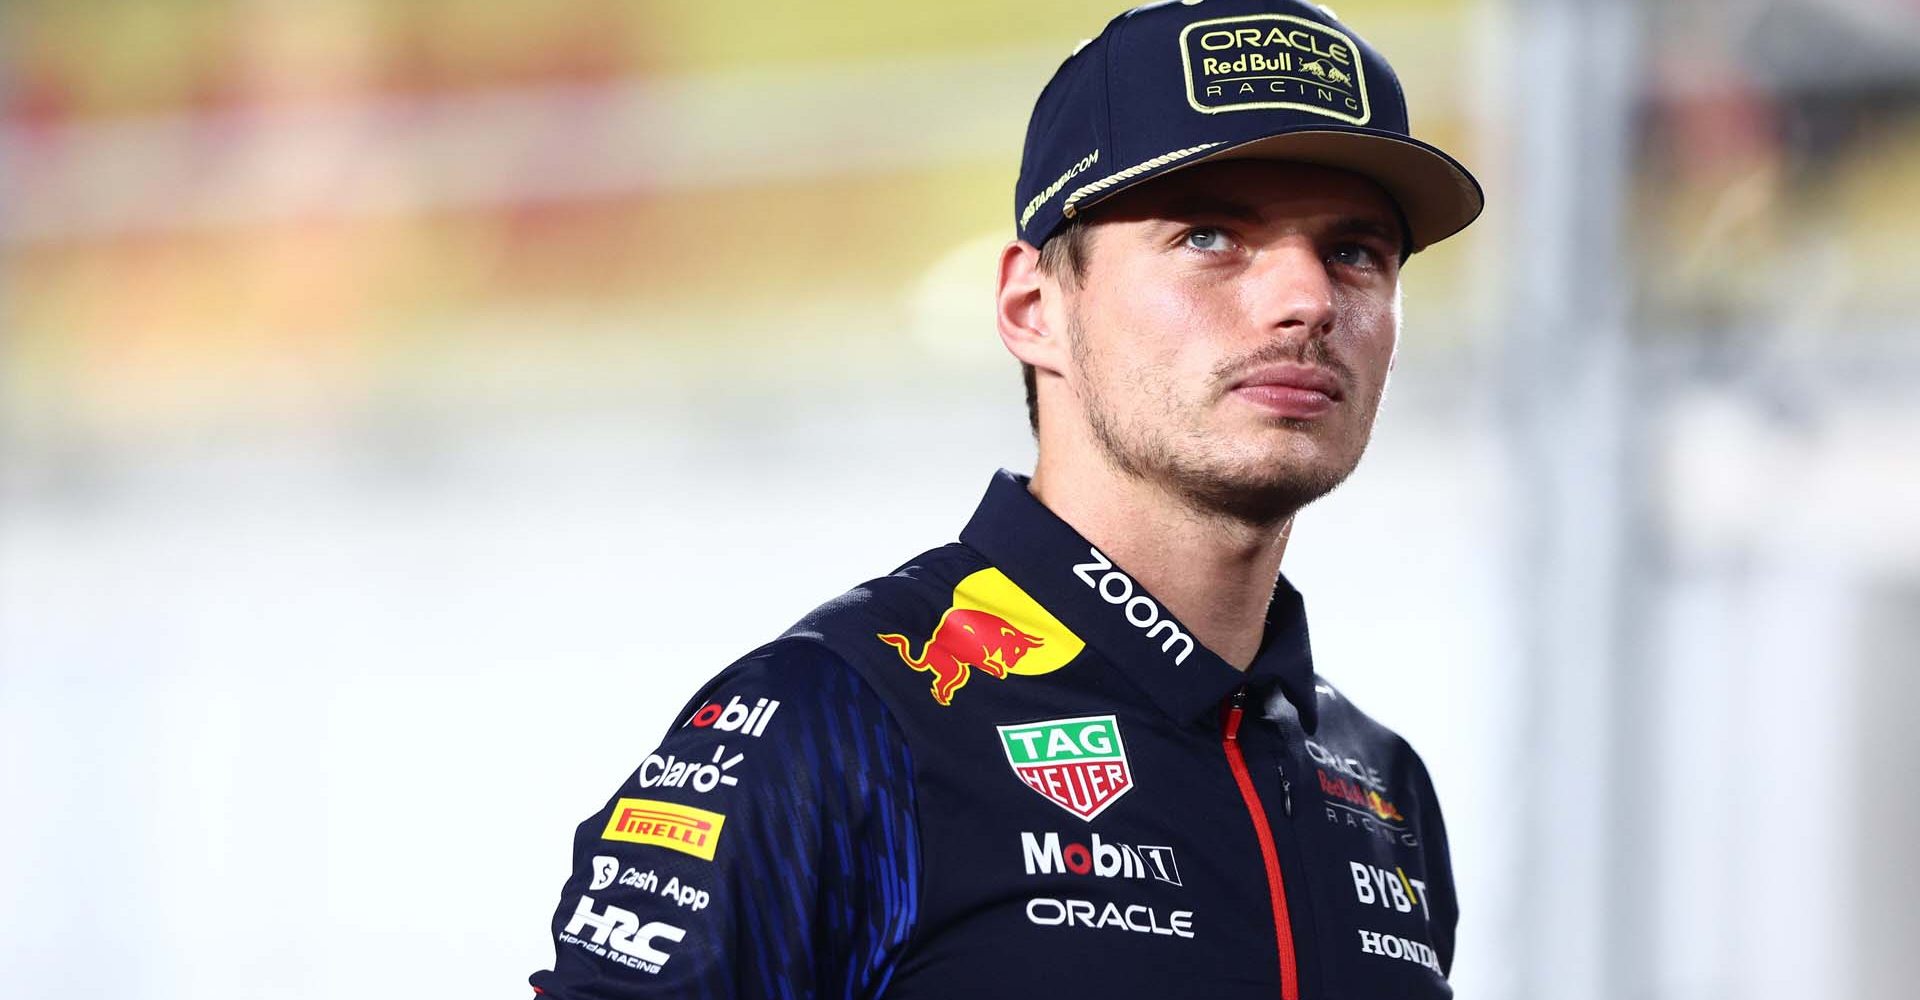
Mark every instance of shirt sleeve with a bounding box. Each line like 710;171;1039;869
1405;746;1458;976
529;639;920;1000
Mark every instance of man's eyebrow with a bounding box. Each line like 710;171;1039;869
1326;216;1404;244
1154;194;1267;224
1153;198;1404;245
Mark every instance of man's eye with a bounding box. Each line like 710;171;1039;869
1184;227;1231;252
1328;243;1382;269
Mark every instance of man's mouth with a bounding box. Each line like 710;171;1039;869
1230;364;1344;419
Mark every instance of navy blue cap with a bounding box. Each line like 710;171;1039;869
1015;0;1484;253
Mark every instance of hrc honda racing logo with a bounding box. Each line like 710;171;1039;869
560;894;686;974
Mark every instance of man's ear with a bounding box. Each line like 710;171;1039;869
996;240;1069;376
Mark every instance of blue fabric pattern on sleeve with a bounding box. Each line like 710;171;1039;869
530;640;919;1000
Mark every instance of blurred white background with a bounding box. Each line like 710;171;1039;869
2;1;1916;997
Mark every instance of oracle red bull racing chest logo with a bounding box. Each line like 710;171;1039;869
878;568;1085;706
999;714;1134;821
1179;14;1372;123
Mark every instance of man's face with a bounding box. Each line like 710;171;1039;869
1055;159;1406;524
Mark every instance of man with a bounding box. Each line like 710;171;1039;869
530;1;1482;997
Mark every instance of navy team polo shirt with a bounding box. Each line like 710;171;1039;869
532;470;1458;999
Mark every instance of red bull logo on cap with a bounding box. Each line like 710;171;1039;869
877;568;1085;706
1180;13;1372;122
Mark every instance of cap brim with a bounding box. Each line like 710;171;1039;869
1072;127;1485;253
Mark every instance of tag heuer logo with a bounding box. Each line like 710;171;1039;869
998;715;1134;821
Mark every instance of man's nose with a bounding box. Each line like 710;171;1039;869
1250;242;1336;339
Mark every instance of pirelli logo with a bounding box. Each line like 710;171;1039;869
1179;14;1371;124
602;798;726;861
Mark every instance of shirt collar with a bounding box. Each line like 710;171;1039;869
957;469;1320;732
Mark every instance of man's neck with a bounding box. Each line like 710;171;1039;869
1029;455;1292;671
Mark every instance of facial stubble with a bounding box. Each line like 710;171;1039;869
1067;312;1383;527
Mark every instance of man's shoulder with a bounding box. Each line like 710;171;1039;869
1303;676;1427;763
1300;675;1449;837
748;540;1019;725
672;541;988;723
785;540;984;627
771;541;987;656
629;542;981;821
693;540;981;663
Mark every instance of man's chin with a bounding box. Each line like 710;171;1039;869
1165;455;1358;526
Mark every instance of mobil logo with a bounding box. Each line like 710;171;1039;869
1021;831;1181;886
685;695;779;737
998;714;1133;821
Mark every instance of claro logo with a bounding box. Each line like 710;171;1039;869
637;745;743;794
1071;547;1195;665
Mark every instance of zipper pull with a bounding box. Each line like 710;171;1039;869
1224;686;1248;741
1276;762;1293;817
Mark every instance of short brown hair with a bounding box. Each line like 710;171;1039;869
1024;217;1091;436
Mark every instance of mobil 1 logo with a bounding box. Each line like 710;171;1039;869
1021;831;1181;886
684;694;779;737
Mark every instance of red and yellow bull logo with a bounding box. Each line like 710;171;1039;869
1316;770;1406;823
877;568;1085;706
1365;789;1405;823
1304;737;1408;823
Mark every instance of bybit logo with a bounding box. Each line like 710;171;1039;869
1350;861;1430;920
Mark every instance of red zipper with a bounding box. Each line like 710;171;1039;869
1223;687;1301;1000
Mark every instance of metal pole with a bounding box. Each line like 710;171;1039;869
1498;0;1650;997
